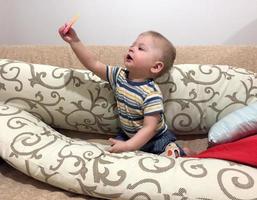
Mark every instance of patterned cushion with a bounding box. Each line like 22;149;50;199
156;64;257;135
0;59;118;135
0;104;257;199
1;59;257;137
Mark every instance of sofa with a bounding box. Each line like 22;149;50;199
0;45;257;200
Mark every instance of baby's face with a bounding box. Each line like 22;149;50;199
124;34;162;77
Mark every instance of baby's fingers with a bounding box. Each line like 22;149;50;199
58;25;66;37
108;144;118;153
108;138;118;145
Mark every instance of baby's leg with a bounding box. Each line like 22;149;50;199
114;129;129;141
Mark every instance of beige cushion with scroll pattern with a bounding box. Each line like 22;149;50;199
1;59;257;199
0;104;257;200
2;59;257;137
0;59;118;135
157;64;257;135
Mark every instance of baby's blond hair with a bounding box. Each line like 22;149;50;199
140;31;176;76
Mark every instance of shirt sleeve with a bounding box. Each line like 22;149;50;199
143;92;164;116
106;65;121;90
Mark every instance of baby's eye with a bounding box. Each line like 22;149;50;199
138;47;145;51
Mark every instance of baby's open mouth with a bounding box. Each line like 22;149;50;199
126;54;133;61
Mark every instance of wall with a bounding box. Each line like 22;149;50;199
1;0;257;45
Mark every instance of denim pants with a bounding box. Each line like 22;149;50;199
115;129;183;155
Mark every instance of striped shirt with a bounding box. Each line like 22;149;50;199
106;65;167;138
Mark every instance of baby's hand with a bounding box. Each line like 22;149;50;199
59;15;80;43
108;138;131;153
58;25;79;44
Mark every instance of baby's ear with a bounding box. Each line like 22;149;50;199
151;61;164;74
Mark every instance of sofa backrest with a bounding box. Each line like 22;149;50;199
1;45;257;71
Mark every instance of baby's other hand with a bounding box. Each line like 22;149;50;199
108;138;131;153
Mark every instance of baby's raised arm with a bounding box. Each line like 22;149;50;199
58;26;107;81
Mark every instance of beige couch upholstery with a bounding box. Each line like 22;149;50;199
0;45;257;200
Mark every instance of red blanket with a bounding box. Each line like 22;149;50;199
194;134;257;168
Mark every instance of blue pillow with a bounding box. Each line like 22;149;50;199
208;102;257;145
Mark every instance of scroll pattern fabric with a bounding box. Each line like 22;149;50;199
1;59;257;136
0;59;118;135
0;104;257;200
